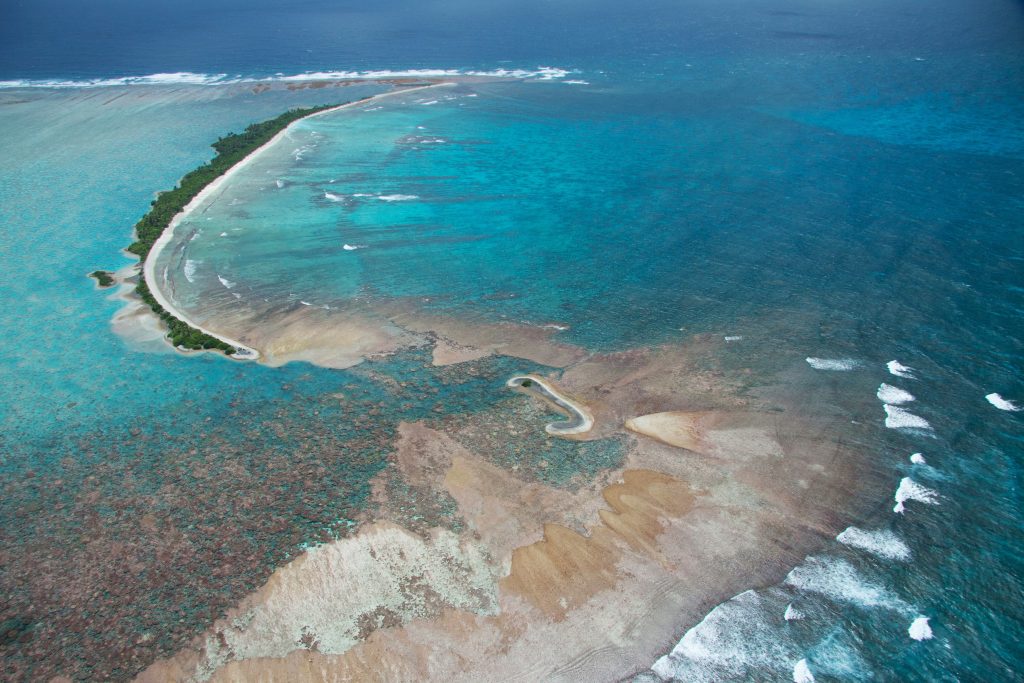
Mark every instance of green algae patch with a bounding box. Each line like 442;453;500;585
455;396;626;489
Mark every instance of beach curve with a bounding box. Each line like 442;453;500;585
141;82;455;360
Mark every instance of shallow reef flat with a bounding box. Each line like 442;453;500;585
138;332;890;682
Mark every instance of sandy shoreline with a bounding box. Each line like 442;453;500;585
140;81;454;359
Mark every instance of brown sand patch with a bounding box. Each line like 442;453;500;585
374;299;587;368
213;305;422;369
501;470;694;620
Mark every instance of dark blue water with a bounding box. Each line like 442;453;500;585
1;0;1022;680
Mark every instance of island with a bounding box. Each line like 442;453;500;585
114;83;445;357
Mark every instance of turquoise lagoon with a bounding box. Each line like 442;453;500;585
2;21;1024;683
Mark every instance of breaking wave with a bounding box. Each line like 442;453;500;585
985;393;1020;411
836;527;911;561
883;405;931;431
886;360;916;378
877;383;914;404
785;556;908;611
893;477;939;513
0;66;576;89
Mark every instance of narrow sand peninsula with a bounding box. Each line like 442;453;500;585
141;82;453;359
139;341;891;682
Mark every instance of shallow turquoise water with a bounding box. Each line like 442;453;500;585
2;0;1023;679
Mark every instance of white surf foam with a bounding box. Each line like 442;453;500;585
784;604;804;621
909;616;933;641
378;194;419;202
650;589;798;681
893;477;939;513
910;452;927;465
884;405;932;431
985;393;1021;411
724;335;743;342
806;357;860;371
300;301;312;306
564;79;590;85
275;179;285;188
0;66;577;89
324;192;345;202
887;360;916;378
785;556;908;610
216;275;235;289
836;527;911;562
793;659;815;683
877;383;914;404
183;259;198;283
342;244;363;251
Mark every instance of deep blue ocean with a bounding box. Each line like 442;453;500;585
1;0;1022;680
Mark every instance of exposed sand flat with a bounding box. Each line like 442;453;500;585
210;303;421;370
375;299;587;368
139;342;889;683
625;411;785;460
431;337;492;366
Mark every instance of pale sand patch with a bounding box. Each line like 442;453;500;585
138;522;499;683
431;337;491;366
625;411;785;460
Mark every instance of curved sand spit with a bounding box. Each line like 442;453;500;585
507;374;595;435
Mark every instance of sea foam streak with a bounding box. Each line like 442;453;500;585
324;192;345;202
877;383;914;404
893;477;939;513
909;616;933;641
378;194;419;202
985;393;1021;411
343;244;363;251
837;527;911;561
884;405;931;431
216;275;235;289
183;259;198;283
806;357;860;371
887;360;916;378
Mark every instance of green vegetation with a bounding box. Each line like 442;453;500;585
123;99;365;354
520;378;533;387
135;279;233;352
89;270;115;287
